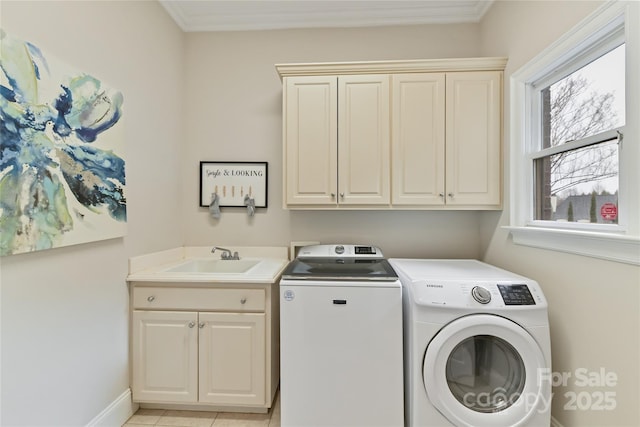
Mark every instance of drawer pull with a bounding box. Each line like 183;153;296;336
240;297;247;304
147;295;155;302
188;321;196;328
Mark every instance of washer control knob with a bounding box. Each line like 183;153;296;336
335;245;345;255
472;286;492;304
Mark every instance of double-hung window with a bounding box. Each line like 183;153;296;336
508;1;640;265
532;42;624;226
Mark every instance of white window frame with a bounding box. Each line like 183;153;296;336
506;1;640;265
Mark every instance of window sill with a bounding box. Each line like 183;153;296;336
504;226;640;265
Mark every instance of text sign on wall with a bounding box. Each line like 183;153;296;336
199;162;268;208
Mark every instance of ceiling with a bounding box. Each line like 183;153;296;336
159;0;495;32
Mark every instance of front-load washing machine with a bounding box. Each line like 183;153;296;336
388;259;551;427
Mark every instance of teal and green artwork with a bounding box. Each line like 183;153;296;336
0;30;126;256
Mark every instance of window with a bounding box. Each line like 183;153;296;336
533;44;624;225
508;1;640;265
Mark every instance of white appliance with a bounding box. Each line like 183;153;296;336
279;245;404;427
388;259;551;427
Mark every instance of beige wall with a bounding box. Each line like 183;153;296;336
2;1;638;425
182;24;486;259
479;1;640;426
0;1;184;424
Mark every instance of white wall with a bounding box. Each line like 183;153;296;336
182;24;486;259
479;1;640;426
0;1;184;425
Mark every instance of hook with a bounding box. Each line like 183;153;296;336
209;193;221;219
244;194;255;217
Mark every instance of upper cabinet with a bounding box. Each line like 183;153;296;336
339;75;390;205
391;73;445;206
392;71;502;207
283;76;338;206
283;74;390;206
277;58;507;210
445;72;502;207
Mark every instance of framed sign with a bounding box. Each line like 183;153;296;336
200;162;268;208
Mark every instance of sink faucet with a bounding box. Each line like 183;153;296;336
211;246;240;260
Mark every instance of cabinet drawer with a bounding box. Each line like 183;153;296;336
133;287;265;311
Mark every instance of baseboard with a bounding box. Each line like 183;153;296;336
550;415;564;427
86;388;139;427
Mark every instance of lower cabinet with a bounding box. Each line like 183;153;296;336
198;312;265;405
130;284;277;410
132;310;199;403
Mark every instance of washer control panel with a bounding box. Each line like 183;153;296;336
297;244;383;258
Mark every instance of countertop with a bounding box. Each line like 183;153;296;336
127;246;289;284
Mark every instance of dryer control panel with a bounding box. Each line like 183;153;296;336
410;280;546;309
497;284;536;305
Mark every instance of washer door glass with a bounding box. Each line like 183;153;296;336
446;335;526;413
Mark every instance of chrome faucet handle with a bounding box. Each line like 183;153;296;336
211;246;240;260
212;246;233;259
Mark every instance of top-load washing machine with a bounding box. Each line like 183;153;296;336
280;245;404;427
388;259;551;427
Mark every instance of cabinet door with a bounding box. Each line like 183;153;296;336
284;76;338;205
338;75;390;205
198;312;266;405
446;71;502;206
132;311;198;403
391;73;446;205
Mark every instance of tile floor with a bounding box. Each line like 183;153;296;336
123;394;280;427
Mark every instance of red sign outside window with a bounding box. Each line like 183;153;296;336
600;203;618;221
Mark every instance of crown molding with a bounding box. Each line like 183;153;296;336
275;57;508;79
159;1;495;32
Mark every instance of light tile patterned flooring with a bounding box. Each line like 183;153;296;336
123;394;280;427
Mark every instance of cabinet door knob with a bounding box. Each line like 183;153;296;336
199;322;205;329
188;321;196;328
439;193;444;198
330;193;336;198
448;193;454;198
340;193;344;199
147;295;155;302
240;297;247;304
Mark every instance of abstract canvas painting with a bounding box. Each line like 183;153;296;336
0;30;126;256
